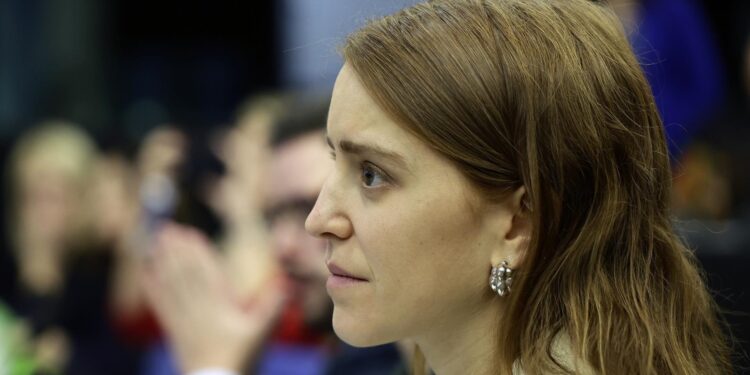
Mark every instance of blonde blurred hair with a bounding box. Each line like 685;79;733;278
7;121;98;248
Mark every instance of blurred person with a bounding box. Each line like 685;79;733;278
671;38;750;374
132;96;290;375
262;97;337;341
5;122;96;373
668;35;750;253
608;0;726;160
144;96;403;375
206;94;288;303
107;124;250;375
109;126;189;347
5;122;139;375
108;125;219;375
7;123;96;302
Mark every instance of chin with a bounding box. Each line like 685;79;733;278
331;306;394;347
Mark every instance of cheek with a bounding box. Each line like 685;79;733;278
357;193;488;327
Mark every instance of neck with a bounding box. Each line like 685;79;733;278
414;298;503;375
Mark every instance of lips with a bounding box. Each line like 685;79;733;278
326;262;368;281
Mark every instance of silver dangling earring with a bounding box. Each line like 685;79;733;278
489;261;513;297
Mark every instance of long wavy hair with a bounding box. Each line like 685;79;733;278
342;0;732;373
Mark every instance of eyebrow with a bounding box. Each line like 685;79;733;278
326;136;409;169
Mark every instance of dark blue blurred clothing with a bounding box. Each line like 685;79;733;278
629;0;725;159
256;342;403;375
325;342;403;375
142;339;403;375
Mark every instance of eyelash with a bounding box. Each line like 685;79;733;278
328;150;391;190
360;162;389;189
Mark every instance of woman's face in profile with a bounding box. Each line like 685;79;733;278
305;65;511;346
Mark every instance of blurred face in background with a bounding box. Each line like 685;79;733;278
16;163;80;245
265;131;333;330
8;124;97;294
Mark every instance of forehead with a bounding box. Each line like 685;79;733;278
267;132;330;205
328;64;488;210
327;65;418;158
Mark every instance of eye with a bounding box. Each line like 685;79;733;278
361;162;388;188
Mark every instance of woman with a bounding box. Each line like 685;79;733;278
304;0;731;374
5;123;142;374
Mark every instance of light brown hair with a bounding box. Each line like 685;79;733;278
342;0;732;373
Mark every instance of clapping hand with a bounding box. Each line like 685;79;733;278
143;223;287;373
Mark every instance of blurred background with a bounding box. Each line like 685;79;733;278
0;0;748;374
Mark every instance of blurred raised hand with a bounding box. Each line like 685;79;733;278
205;105;279;303
143;223;287;373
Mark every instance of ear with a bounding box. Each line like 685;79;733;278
489;186;531;269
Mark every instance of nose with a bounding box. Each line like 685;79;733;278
305;175;352;241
